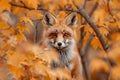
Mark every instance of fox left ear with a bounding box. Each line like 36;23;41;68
43;12;56;26
65;12;78;26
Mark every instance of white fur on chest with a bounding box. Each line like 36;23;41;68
58;47;75;70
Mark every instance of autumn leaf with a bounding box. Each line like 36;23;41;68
20;17;34;26
91;37;103;49
0;21;9;29
23;0;40;9
17;23;30;33
0;0;120;80
7;64;24;79
16;33;27;43
0;0;11;12
99;27;109;36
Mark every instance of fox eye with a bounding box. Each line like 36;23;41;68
49;33;57;38
64;33;70;37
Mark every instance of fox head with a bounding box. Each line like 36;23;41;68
43;12;79;50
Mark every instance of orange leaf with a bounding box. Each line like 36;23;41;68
99;27;109;36
0;0;11;12
16;33;27;43
91;37;103;49
17;23;30;33
0;21;9;29
7;64;23;79
20;17;34;26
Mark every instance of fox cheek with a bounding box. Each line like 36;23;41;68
50;39;54;44
65;39;69;44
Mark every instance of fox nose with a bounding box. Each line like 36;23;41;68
57;42;62;46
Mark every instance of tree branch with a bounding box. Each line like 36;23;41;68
89;1;99;17
9;2;48;11
82;1;99;25
80;33;94;80
79;27;86;49
83;0;87;9
107;0;114;17
75;4;110;52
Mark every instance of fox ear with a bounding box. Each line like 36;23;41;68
43;12;56;26
65;12;77;26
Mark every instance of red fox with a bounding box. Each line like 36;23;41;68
42;12;83;80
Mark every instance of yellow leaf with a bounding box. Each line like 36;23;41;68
109;66;120;80
73;0;84;6
0;21;9;29
7;36;17;47
16;33;27;43
90;58;110;80
0;27;15;37
8;64;23;79
23;0;40;9
20;17;34;26
93;9;106;24
110;32;120;41
99;27;109;36
17;23;30;33
0;0;11;12
26;10;42;20
91;37;103;49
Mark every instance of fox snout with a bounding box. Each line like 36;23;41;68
54;41;66;49
55;34;66;48
48;35;73;50
50;38;69;49
57;42;62;46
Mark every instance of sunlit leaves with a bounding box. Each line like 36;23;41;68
0;0;120;79
17;23;30;33
8;65;24;79
7;36;17;47
26;10;42;20
0;21;9;29
99;27;109;36
0;0;11;12
108;66;120;80
91;37;103;49
23;0;40;9
20;17;34;26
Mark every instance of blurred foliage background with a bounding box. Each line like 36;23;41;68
0;0;120;80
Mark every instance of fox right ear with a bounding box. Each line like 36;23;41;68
65;12;77;26
43;12;56;26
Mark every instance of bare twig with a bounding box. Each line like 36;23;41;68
0;50;8;61
82;1;99;24
78;27;86;49
81;0;87;24
107;0;113;17
34;23;38;44
9;2;48;11
83;0;87;9
80;34;94;80
10;2;34;10
81;34;94;56
107;0;116;22
89;1;99;17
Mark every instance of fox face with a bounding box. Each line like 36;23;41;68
46;27;75;49
43;12;78;50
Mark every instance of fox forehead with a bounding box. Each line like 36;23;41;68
46;25;74;34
